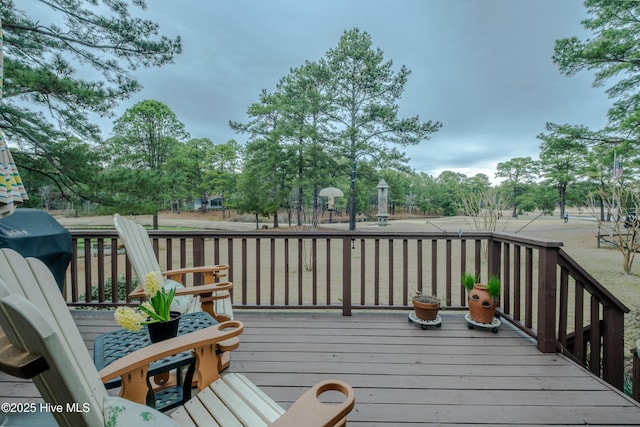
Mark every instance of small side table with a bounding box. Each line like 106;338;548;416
94;311;217;411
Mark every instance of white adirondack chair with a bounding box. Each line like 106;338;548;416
113;213;233;322
0;248;355;427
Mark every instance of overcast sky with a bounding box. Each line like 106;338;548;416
99;0;610;182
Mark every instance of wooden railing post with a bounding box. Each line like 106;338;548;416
537;246;559;353
342;236;352;316
602;305;625;390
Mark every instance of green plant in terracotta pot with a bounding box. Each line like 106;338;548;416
462;273;477;292
486;275;501;301
464;273;500;324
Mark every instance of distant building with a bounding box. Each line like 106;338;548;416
193;196;223;211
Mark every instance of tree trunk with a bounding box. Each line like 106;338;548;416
297;185;304;227
312;184;319;229
623;251;632;274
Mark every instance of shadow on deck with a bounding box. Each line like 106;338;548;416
2;310;640;426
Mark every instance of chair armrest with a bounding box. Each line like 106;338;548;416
129;282;232;299
98;320;243;404
163;265;229;282
269;380;355;427
0;332;49;379
173;282;232;297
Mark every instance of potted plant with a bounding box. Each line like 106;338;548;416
114;271;180;342
412;291;441;321
463;273;500;325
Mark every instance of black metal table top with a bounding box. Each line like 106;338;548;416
94;311;218;386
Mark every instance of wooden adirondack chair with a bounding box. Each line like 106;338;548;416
0;248;355;427
113;213;233;323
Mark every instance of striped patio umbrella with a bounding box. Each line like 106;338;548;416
0;18;28;217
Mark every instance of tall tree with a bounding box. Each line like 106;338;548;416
100;100;188;226
434;171;466;217
1;1;181;200
233;136;287;228
167;137;215;211
203;139;243;217
538;123;589;217
495;157;539;218
275;61;334;228
108;100;188;169
231;89;291;226
553;0;640;135
233;62;335;228
324;28;442;230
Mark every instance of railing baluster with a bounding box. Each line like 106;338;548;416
180;239;186;269
312;238;317;306
402;239;408;306
213;238;220;265
193;236;204;286
575;283;585;364
70;236;78;303
297;238;303;306
388;239;394;306
416;239;423;296
446;239;452;307
431;240;437;301
502;242;510;314
474;239;481;279
342;236;351;316
459;239;466;306
326;238;331;306
589;295;601;376
360;239;366;306
83;239;92;303
525;247;533;329
632;343;639;401
514;245;522;321
255;238;261;306
270;238;275;306
110;237;119;303
374;239;380;306
558;267;569;349
96;238;105;302
284;238;290;306
166;237;173;271
241;238;247;305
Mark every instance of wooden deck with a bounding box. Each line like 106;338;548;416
2;310;640;426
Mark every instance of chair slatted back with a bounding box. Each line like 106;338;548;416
0;248;106;426
113;213;162;289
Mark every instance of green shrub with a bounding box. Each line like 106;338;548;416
82;276;139;302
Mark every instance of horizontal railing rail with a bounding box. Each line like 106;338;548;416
65;228;630;392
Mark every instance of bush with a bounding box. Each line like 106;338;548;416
82;276;138;302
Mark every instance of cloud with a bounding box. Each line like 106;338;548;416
98;0;611;180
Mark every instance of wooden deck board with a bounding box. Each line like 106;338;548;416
1;309;639;426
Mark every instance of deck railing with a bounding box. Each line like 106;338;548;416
633;342;640;401
66;229;630;391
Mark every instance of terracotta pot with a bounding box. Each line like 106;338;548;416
146;311;181;343
412;295;440;321
468;284;496;324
